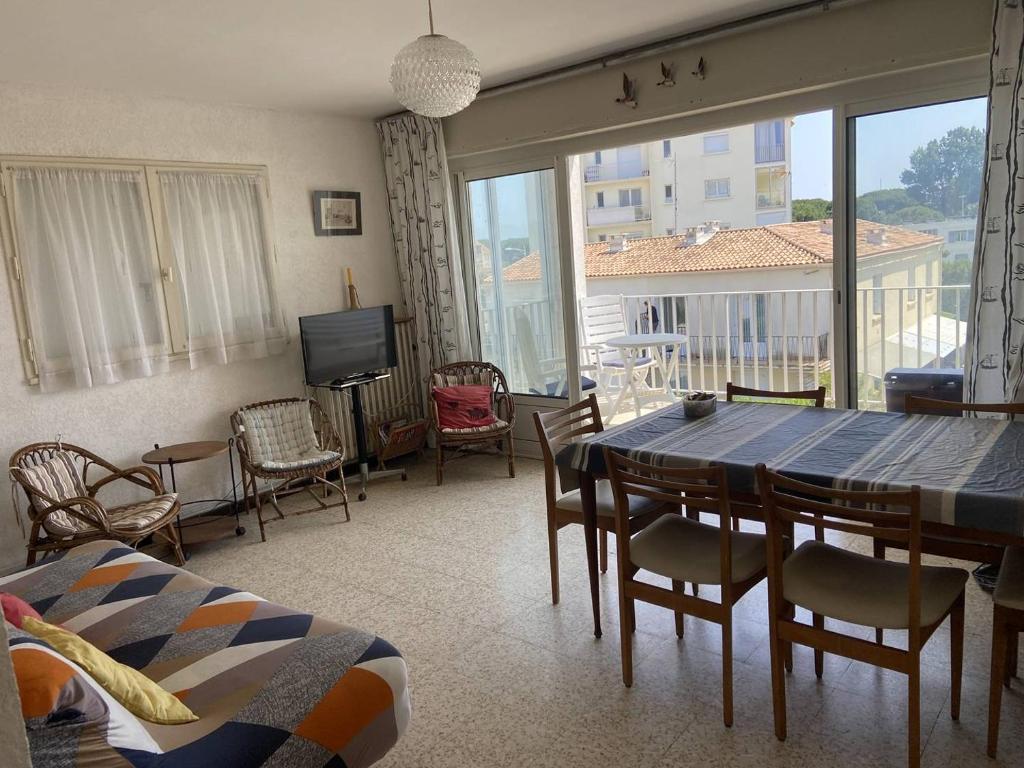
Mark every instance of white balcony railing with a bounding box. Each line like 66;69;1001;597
586;205;652;226
480;285;971;409
584;163;650;182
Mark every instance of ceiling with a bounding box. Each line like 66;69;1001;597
0;0;804;118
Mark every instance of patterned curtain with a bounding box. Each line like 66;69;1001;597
377;114;473;414
966;1;1024;403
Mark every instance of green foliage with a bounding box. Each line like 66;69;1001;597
900;126;985;217
855;189;945;225
941;257;973;319
792;198;832;222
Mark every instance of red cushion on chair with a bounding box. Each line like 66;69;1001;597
433;385;497;430
1;592;42;629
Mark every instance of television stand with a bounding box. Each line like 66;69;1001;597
314;373;407;501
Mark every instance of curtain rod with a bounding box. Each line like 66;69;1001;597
379;0;862;121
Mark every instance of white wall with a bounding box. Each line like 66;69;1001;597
0;81;400;572
444;0;989;160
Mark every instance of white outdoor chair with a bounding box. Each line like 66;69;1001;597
578;295;658;413
513;306;597;397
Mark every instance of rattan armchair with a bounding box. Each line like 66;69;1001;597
429;361;516;486
230;397;350;542
10;442;184;566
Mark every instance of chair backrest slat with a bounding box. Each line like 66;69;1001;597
726;382;826;408
904;394;1024;420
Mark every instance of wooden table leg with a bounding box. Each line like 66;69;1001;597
579;470;602;638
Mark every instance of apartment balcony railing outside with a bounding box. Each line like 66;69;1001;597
584;163;650;183
482;285;971;410
755;144;786;164
586;205;652;227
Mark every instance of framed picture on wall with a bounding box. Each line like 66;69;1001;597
313;190;362;236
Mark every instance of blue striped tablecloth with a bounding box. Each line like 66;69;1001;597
556;401;1024;537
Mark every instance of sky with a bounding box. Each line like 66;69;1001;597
470;96;989;242
791;97;988;199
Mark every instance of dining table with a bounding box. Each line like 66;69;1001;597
555;399;1024;637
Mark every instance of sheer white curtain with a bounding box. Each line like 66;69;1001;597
11;167;169;391
159;171;285;368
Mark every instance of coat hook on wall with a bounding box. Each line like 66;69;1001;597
616;73;638;109
692;57;706;80
656;62;675;87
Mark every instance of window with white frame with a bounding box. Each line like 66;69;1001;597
755;166;787;209
703;133;730;154
948;229;975;243
704;178;731;199
662;139;672;158
1;158;284;391
664;184;673;203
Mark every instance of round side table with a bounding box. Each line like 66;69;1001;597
142;440;245;557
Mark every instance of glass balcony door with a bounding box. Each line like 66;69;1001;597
849;97;985;410
465;168;569;397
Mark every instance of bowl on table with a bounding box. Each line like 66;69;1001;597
682;391;717;418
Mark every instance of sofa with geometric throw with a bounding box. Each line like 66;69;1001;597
2;540;410;767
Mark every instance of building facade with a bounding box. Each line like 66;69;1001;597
579;119;793;243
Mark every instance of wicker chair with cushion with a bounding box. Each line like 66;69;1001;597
430;361;516;486
231;397;350;542
9;442;184;567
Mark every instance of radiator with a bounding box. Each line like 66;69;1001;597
308;317;422;462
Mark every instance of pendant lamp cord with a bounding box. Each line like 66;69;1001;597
427;0;435;34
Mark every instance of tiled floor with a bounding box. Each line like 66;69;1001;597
186;454;1024;767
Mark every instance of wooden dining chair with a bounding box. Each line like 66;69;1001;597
756;464;967;768
606;448;768;727
726;382;827;407
533;394;673;605
903;394;1024;420
724;382;827;533
988;545;1024;758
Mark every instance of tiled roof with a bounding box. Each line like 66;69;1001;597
500;220;941;282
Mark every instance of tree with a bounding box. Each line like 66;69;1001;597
941;257;974;320
792;198;832;221
900;126;984;217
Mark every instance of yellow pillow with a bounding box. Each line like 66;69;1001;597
21;616;198;725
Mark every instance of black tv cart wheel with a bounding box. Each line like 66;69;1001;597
358;491;367;501
235;526;246;536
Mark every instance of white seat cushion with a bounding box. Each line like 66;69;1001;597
629;514;767;585
239;401;322;466
258;450;344;472
995;545;1024;611
783;540;967;630
556;478;663;519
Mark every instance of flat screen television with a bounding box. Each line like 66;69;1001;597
299;305;397;386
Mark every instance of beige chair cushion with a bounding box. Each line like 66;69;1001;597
629;514;767;585
107;494;179;533
556;478;663;519
239;401;323;468
432;370;495;390
12;451;90;534
439;418;510;436
995;545;1024;611
783;540;967;630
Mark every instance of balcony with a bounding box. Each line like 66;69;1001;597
586;205;651;227
483;285;971;417
755;143;786;164
584;163;650;183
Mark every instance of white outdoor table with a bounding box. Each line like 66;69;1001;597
604;333;687;418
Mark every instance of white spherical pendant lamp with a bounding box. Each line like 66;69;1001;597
389;0;481;118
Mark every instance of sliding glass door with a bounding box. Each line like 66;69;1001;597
464;168;569;397
850;97;986;409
